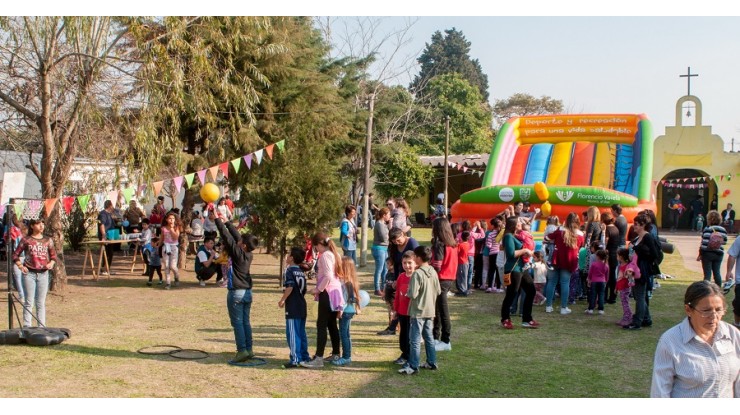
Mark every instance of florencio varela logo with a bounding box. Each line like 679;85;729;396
555;190;574;202
519;188;531;201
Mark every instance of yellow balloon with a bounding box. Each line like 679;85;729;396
200;183;221;203
541;201;552;217
534;182;549;201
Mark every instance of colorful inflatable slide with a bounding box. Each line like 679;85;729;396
451;114;657;224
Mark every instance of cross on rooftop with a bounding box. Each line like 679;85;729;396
679;67;698;96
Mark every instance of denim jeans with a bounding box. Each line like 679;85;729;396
456;263;469;294
545;268;573;309
700;250;724;286
339;312;355;360
23;270;50;327
371;245;388;291
408;317;436;370
631;282;651;327
227;289;253;352
13;263;25;300
588;281;606;311
343;249;357;265
433;280;453;343
466;255;475;288
163;244;180;283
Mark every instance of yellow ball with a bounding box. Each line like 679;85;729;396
541;201;552;217
200;183;220;203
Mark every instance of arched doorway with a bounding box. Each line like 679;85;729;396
658;169;716;231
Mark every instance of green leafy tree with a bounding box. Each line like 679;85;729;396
493;93;564;127
410;28;489;101
411;73;493;155
373;148;434;201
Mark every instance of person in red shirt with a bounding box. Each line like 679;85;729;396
545;212;585;315
392;251;416;366
455;231;471;296
224;194;236;212
12;219;57;327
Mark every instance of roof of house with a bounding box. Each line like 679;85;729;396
418;154;490;168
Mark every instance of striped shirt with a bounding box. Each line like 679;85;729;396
699;225;728;252
650;318;740;398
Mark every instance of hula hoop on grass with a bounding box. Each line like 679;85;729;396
168;349;210;360
137;345;182;355
227;357;267;367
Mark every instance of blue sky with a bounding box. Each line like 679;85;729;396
327;16;740;151
15;3;740;150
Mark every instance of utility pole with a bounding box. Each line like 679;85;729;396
444;115;450;214
360;93;375;267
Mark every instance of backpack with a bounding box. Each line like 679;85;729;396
707;228;724;250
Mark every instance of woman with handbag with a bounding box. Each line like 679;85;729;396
500;216;537;329
624;213;661;330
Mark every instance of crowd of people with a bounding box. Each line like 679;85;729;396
3;191;738;394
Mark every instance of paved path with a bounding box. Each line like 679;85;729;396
660;230;736;278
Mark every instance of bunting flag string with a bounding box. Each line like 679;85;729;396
3;139;288;218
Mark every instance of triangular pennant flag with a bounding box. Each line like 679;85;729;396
62;197;75;215
107;190;119;204
265;144;275;160
122;187;135;204
94;192;106;210
691;177;696;182
243;154;252;169
462;167;468;173
196;169;206;186
477;171;483;177
173;176;184;193
230;158;241;174
254;149;263;165
721;175;725;181
14;200;26;218
77;194;90;210
27;200;42;216
219;162;229;179
275;139;285;152
152;181;164;197
208;165;220;181
44;198;58;217
136;184;147;197
184;173;195;188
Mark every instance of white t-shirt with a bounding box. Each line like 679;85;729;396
726;237;740;282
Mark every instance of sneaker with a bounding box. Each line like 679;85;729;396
623;324;641;330
398;366;418;375
641;320;653;327
434;341;451;351
230;350;254;363
485;287;493;293
164;284;171;290
481;285;488;291
496;288;505;293
447;291;454;297
560;307;572;315
158;280;163;285
100;271;109;276
501;319;514;330
419;362;438;370
598;310;604;315
374;290;382;296
174;279;179;287
376;329;396;336
146;281;152;287
521;320;540;328
300;356;324;368
545;306;554;313
585;309;594;315
393;356;407;365
325;354;341;363
332;357;351;366
282;362;300;369
454;292;468;297
199;280;206;287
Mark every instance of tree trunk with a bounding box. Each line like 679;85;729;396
47;205;67;291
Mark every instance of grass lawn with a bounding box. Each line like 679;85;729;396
0;227;735;398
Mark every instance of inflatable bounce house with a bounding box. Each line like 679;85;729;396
451;114;657;229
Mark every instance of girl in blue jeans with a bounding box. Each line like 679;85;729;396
372;208;391;293
335;257;362;366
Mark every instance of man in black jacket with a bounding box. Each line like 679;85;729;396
721;203;736;233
